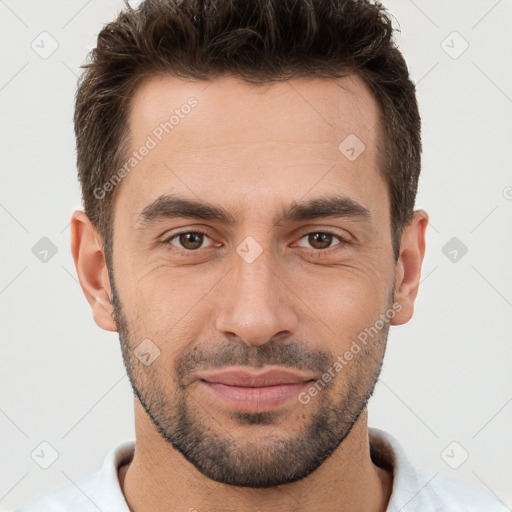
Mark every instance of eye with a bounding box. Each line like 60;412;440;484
163;231;214;251
294;231;347;251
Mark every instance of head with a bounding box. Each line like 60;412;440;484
71;0;428;488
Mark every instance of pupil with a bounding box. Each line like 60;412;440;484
310;233;331;249
181;232;203;249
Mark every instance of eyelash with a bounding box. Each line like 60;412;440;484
160;229;350;256
293;231;350;255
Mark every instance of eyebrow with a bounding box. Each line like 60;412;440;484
135;193;371;229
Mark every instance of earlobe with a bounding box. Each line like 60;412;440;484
391;210;428;326
70;210;117;332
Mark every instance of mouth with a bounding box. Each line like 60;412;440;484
196;368;316;412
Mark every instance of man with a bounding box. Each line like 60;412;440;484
13;0;507;511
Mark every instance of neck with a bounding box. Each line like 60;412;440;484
120;400;392;512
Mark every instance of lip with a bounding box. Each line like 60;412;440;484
197;368;315;412
197;368;315;387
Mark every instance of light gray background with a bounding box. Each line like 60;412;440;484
1;0;511;510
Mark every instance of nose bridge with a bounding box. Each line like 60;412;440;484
215;245;298;346
233;252;278;307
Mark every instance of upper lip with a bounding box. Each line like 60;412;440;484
198;368;315;387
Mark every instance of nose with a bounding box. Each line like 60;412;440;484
214;250;299;347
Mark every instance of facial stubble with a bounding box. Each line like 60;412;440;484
109;271;391;488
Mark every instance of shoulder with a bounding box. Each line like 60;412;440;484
369;427;508;512
406;467;509;512
9;440;135;512
9;473;99;512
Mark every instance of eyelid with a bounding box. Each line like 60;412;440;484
293;225;352;242
160;227;352;253
161;228;216;247
291;229;350;250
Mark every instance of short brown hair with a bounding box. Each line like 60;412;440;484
74;0;421;264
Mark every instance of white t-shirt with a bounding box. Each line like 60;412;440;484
11;427;508;511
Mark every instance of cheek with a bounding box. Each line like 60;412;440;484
295;263;392;345
121;268;218;350
123;263;207;311
118;238;393;345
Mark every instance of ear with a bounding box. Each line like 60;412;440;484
391;210;428;326
70;210;117;332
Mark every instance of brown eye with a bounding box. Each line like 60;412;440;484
291;230;351;255
307;232;334;250
295;232;344;251
180;232;204;250
168;231;210;251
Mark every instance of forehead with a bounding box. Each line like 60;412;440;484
128;73;380;149
119;73;385;219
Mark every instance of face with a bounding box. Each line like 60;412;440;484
108;74;399;487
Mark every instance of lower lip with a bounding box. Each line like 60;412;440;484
199;380;312;412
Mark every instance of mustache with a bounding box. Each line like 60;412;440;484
174;338;333;386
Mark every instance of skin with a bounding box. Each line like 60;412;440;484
71;74;428;512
